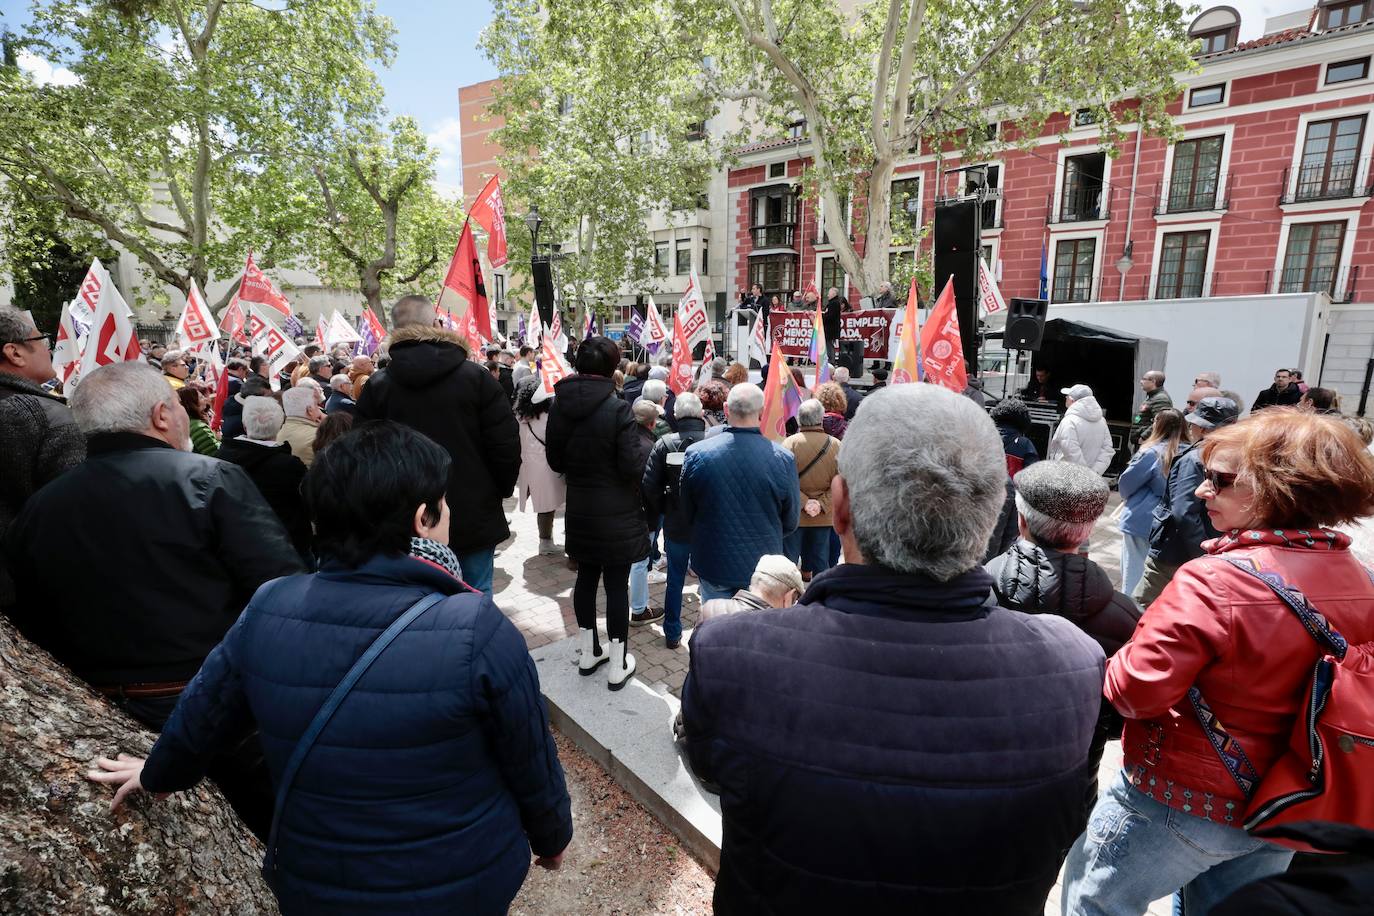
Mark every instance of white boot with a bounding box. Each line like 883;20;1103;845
607;638;636;691
578;627;608;676
539;538;559;556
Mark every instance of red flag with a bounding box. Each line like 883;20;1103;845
668;314;694;394
220;296;249;346
362;307;386;342
212;361;229;432
919;279;968;392
237;251;292;318
468;175;508;269
436;220;492;339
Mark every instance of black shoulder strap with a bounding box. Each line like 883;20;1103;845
797;437;833;480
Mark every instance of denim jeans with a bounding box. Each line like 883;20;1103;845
1061;770;1294;916
630;556;650;613
698;578;739;603
828;528;842;567
784;526;832;575
663;538;692;642
1120;533;1150;599
455;547;495;597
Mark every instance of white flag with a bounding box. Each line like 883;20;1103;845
175;280;218;351
548;310;568;355
52;302;82;387
77;266;140;382
326;310;362;347
676;268;709;347
524;300;543;349
747;312;768;364
533;336;572;404
977;257;1007;316
639;295;669;349
248;305;301;378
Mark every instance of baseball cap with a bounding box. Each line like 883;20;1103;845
1186;396;1240;430
1060;384;1093;400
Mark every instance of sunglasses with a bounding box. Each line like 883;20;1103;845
1203;468;1239;491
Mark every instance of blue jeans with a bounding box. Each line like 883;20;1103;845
828;529;841;567
1121;533;1150;599
455;547;494;597
784;526;832;575
663;538;691;642
1061;771;1294;916
698;578;738;603
630;556;650;613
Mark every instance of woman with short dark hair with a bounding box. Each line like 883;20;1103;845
1064;408;1374;913
87;421;573;915
545;336;650;689
310;410;353;456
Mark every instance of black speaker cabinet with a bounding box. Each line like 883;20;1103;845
838;339;864;376
1005;297;1048;351
933;200;980;371
531;260;556;328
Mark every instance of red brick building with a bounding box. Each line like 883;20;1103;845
726;5;1374;399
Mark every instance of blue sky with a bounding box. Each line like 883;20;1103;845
0;0;499;195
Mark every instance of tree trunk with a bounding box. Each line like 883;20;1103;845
0;617;279;915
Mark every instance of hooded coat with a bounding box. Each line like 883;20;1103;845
544;374;650;565
356;325;521;555
215;437;312;564
1049;395;1115;474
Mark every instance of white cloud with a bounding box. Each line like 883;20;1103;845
427;116;464;198
17;51;80;88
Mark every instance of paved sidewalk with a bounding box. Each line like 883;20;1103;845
493;493;1126;700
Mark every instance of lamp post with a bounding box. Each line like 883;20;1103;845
524;206;542;258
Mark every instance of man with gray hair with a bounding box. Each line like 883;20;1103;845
324;372;358;417
216;396;312;564
682;384;1105;913
1192;370;1221;390
4;362;301;836
1131;369;1172;449
278;383;324;467
680;383;800;602
640;379;671;439
832;365;864;419
306;354;333;390
0;307;85;606
698;554;803;622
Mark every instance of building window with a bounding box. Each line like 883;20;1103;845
981;243;995;269
1156;231;1210;298
701;240;709;275
493;273;507;306
750;185;798;247
749;253;797;297
1295;115;1366;201
1168;136;1224;212
1327;57;1371;84
964;165;1002;229
1059;152;1106;222
1052;238;1097;302
767;161;787;180
1280;221;1346;294
1072;108;1097;127
819;255;847;295
787;119;806;138
1194;28;1235;54
558;94;573;116
1324;0;1368;29
654;242;669;277
685;120;707;141
675;239;692;276
890;176;921;244
1189;83;1226;107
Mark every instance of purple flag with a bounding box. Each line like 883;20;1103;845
627;310;645;346
283;312;304;340
517;313;527;345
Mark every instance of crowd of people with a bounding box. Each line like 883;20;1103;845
4;296;1374;915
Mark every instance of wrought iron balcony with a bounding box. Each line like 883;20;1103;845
1154;173;1231;215
750;223;796;248
1048;187;1110;224
1280;159;1372;205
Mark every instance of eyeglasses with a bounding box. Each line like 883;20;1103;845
1203;468;1239;491
15;333;51;351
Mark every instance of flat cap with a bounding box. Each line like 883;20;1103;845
1013;460;1109;524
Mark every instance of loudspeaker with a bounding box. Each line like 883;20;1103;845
531;260;556;328
933;200;980;371
838;339;864;376
1005;298;1048;351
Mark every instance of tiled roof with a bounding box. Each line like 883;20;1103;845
1196;12;1374;61
732;135;806;156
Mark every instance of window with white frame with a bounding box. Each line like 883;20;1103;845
675;239;692;276
1295;115;1366;201
1327;57;1371;84
1188;84;1226;107
1052;237;1097;302
1156;230;1210;298
767;161;787;180
819;255;847;295
654;242;669;277
819;194;851;245
1168;136;1224;212
1280;221;1346;295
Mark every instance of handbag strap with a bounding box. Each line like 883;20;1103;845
263;591;446;875
797;437;834;481
1188;558;1348;799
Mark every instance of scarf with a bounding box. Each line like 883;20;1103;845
409;536;465;582
1208;527;1351;553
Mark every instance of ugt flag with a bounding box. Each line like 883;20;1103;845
77;261;140;382
468;175;508;269
52;302;82;387
668;314;694;395
174;280;218;352
977;257;1006;316
639;296;669;352
808;297;831;385
676;269;709;347
919;278;968;392
237;251;293;318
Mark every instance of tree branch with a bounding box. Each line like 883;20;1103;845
345;148;388;210
397;251;439;284
871;0;904;150
887;0;926;155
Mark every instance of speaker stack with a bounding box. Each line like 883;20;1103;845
1004;298;1048;352
933;199;981;372
531;260;556;329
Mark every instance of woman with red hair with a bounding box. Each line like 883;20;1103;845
1063;408;1374;914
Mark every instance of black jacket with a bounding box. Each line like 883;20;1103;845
822;295;845;341
324;391;358;416
221;390;248;440
1253;383;1303;411
3;432;304;685
545;374;650;565
839;382;864;420
497;365;515;402
1213;822;1374;915
682;563;1104;915
356;325;521;554
620;376;647;404
1148;442;1216;566
982;477;1018;564
215;437;312;564
642;417;708;542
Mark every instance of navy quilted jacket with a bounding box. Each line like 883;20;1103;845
140;554;572;915
682;563;1105;915
679;426;800;588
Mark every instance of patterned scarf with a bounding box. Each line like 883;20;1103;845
409;537;465;583
1209;527;1351;553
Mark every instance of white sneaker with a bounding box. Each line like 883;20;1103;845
646;570;668;584
608;638;636;691
578;628;609;676
653;557;668;571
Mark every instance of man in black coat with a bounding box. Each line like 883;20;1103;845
4;361;302;838
822;285;846;359
356;295;520;596
681;383;1104;916
216;395;313;565
1253;367;1304;411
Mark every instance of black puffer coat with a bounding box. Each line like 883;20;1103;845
357;325;520;554
545;374;650;565
216;437;312;564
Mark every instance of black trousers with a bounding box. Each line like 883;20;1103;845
115;693;274;841
573;562;630;645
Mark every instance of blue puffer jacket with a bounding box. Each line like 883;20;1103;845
1117;441;1168;537
679;426;799;589
682;563;1105;915
140;554;572;915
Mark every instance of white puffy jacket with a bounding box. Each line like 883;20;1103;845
1049;395;1115;474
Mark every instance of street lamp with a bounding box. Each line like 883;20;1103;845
524;206;542;256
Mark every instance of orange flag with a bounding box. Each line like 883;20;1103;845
891;275;923;385
919;278;968;392
668;314;694;394
759;340;803;441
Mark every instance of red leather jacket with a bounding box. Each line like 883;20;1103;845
1107;529;1374;824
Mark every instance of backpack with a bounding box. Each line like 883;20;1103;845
1189;557;1374;852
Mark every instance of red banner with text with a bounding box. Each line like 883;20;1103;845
769;309;895;359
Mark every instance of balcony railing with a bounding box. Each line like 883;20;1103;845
750;223;796;248
1154;173;1232;215
1048;187;1110;224
1153;270;1210;299
1280;158;1372;204
1049;273;1101;303
1268;264;1360;303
